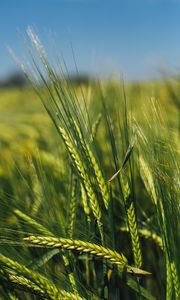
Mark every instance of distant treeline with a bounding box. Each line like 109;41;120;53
0;72;92;88
0;72;27;88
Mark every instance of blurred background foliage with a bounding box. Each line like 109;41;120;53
0;74;179;299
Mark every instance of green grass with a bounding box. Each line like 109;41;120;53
0;30;179;299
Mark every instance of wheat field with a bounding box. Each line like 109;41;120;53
0;32;179;299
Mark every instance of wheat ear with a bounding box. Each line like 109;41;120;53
24;235;151;276
74;120;109;210
139;155;157;204
1;268;46;298
170;260;180;299
86;143;109;210
127;202;142;268
166;257;173;300
14;208;78;295
68;176;78;238
81;184;90;218
138;228;163;249
120;227;163;249
91;113;102;141
59;126;102;226
27;156;42;214
0;253;85;300
14;209;51;236
121;177;142;268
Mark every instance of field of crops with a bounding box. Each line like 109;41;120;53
0;34;179;300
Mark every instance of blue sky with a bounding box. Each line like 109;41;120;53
1;0;180;80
